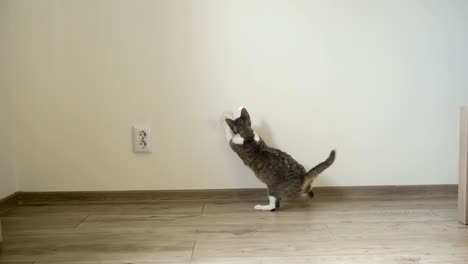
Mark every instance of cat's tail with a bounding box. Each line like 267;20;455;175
301;150;336;193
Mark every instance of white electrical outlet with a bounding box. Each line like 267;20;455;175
132;125;152;153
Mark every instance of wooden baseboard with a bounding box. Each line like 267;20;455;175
313;185;457;198
0;192;19;215
16;185;457;205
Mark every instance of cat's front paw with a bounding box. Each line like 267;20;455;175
223;111;235;120
220;112;234;126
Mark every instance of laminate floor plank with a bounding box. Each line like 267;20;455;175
34;261;191;264
326;220;468;240
2;215;87;230
203;197;457;214
7;202;203;217
257;255;468;264
76;209;452;229
35;239;195;262
193;236;468;258
198;255;468;264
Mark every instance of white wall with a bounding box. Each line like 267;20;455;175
6;0;468;191
0;1;17;199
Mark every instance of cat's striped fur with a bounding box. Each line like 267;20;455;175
224;108;335;211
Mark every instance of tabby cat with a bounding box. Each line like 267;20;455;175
223;108;335;211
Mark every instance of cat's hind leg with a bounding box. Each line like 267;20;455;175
254;181;302;211
254;189;281;211
254;195;280;211
304;182;315;198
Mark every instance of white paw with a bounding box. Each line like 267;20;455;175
232;134;244;145
254;131;260;142
224;111;235;120
221;112;235;129
254;204;274;211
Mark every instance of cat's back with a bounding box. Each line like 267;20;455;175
262;146;302;166
256;145;306;176
230;141;306;175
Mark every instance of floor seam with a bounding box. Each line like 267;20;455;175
74;214;89;229
32;252;42;264
190;240;197;260
201;202;206;215
325;224;336;241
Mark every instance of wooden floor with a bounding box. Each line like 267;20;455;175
1;193;467;264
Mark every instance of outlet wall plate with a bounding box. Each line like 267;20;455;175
132;125;152;153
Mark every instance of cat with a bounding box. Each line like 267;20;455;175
223;107;335;211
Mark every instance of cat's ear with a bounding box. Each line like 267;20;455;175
240;108;251;126
225;118;237;133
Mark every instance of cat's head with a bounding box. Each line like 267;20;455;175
225;108;255;141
